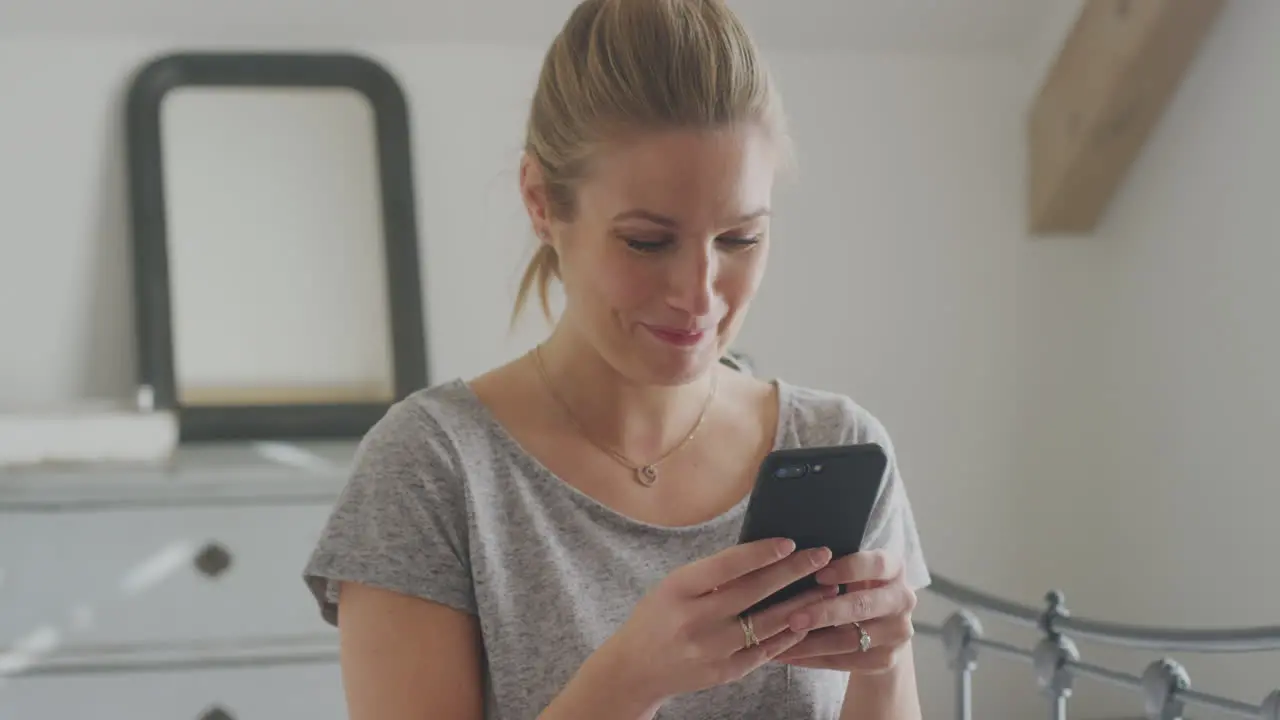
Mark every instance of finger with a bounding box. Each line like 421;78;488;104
845;579;880;592
813;550;901;586
670;538;796;596
707;585;838;657
751;585;840;639
710;546;832;616
780;645;903;674
787;581;916;632
774;615;914;661
720;628;808;683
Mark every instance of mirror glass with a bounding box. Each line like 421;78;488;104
159;86;395;407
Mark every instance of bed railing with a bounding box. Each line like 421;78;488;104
917;573;1280;720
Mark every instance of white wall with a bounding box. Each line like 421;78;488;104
1009;1;1280;716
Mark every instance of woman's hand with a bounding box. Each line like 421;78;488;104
572;539;837;715
772;550;918;675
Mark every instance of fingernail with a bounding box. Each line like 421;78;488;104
810;547;832;567
790;613;812;631
778;539;796;556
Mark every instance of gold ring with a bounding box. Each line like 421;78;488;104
739;614;760;649
853;621;871;652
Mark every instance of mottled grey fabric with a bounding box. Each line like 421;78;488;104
304;377;930;720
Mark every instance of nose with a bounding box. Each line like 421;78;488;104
668;242;714;317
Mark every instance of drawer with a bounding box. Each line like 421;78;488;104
0;503;337;653
0;660;346;720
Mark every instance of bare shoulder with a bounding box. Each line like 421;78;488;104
465;354;545;431
466;353;527;399
713;361;780;440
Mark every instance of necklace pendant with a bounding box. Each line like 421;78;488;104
637;465;659;486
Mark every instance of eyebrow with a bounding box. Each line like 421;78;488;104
610;208;771;227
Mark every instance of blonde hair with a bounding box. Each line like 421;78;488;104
511;0;789;325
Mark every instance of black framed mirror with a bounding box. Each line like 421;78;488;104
125;51;428;442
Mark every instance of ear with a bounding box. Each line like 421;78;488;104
519;153;554;248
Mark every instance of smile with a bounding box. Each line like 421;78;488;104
643;324;710;347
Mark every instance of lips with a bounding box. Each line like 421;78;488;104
644;324;709;347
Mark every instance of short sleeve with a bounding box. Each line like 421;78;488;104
303;399;476;625
846;402;932;592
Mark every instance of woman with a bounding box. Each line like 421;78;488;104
303;0;931;717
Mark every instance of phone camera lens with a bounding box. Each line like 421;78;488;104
773;464;809;479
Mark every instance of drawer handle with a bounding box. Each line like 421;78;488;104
198;706;235;720
193;542;233;579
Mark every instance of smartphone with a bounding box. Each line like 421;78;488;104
736;443;888;614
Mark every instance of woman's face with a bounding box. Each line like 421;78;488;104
524;125;777;386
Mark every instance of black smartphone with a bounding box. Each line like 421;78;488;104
736;443;888;614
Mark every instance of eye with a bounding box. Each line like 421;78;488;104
621;235;674;253
717;235;761;250
620;233;761;254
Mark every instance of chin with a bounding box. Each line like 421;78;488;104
641;344;722;386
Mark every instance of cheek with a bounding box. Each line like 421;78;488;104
567;246;655;313
601;257;659;312
717;253;767;310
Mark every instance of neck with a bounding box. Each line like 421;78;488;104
532;324;718;464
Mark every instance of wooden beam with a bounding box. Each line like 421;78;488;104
1027;0;1227;235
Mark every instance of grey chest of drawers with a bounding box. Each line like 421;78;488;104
0;441;356;720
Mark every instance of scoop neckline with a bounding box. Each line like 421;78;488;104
445;374;795;535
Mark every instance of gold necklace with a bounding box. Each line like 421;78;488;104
532;344;718;487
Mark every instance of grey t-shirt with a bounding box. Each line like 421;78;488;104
303;377;930;720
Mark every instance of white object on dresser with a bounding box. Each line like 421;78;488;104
0;406;177;469
0;440;356;720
